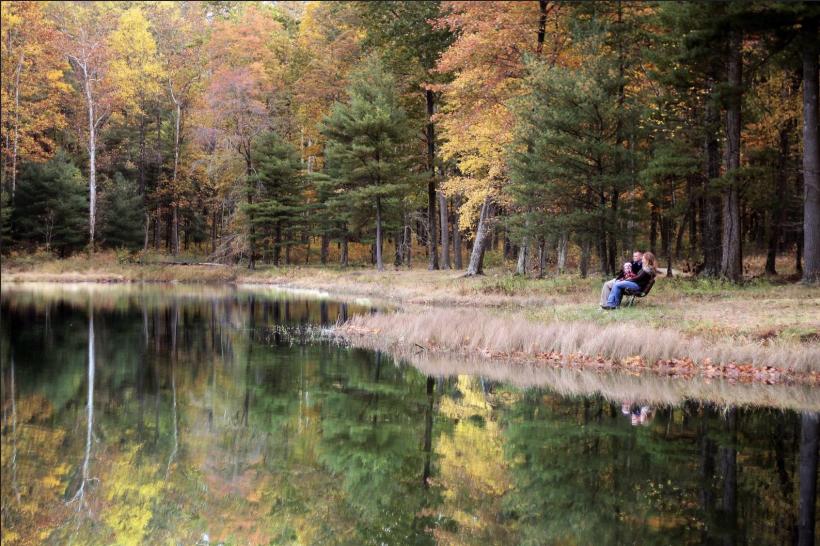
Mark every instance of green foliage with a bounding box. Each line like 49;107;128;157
12;151;88;256
320;56;417;267
246;131;305;264
99;172;144;250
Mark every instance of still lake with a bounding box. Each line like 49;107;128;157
1;283;817;545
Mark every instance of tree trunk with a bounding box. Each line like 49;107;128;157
557;232;569;274
340;231;349;267
802;17;820;283
453;195;463;269
245;151;255;270
702;71;722;277
426;90;439;270
10;53;23;202
537;237;547;278
170;100;182;256
767;116;792;275
320;233;329;265
798;412;819;546
375;196;384;271
84;72;97;247
516;231;529;276
579;238;590;278
721;28;743;281
439;191;450;268
172;206;179;256
465;195;493;276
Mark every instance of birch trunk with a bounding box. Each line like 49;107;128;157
452;195;463;269
466;195;493;276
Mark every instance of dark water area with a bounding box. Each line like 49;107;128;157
1;284;817;545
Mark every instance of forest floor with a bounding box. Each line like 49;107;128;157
3;251;819;384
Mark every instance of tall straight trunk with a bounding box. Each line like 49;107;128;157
767;117;792;275
721;29;743;281
154;205;161;249
516;230;529;276
340;231;349;267
650;202;659;254
170;99;182;256
579;238;590;278
466;195;493;276
320;233;329;265
439;191;450;268
211;209;217;254
274;222;282;265
802;17;820;283
452;195;463;269
703;73;722;276
375;196;384;271
537;237;547;278
245;151;255;270
557;232;568;274
10;53;23;201
798;412;819;546
394;231;403;267
426;90;439;270
83;71;97;247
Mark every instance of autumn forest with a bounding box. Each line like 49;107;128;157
1;1;819;281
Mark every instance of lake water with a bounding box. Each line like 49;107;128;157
1;284;817;545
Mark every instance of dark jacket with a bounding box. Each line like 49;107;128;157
626;266;655;291
616;260;643;280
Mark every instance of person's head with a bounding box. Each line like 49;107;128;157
642;251;656;269
633;250;643;263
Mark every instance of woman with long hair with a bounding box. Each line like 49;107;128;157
602;252;657;309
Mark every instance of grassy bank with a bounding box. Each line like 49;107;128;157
4;252;820;381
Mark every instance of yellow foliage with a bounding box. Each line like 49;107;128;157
108;6;165;114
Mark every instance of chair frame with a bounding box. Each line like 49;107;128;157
623;278;655;308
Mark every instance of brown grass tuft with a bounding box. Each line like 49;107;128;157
342;308;820;372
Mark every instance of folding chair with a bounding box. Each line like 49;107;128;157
623;277;655;308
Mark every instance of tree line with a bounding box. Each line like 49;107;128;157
1;1;818;282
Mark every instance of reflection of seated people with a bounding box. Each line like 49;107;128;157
621;401;654;426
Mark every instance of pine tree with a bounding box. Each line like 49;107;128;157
509;16;641;278
320;58;415;271
246;131;304;265
12;150;88;256
99;172;144;249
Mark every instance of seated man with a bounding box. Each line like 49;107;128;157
603;251;657;309
599;250;643;307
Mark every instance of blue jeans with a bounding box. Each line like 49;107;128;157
606;280;639;308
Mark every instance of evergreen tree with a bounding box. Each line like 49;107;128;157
99;172;144;249
320;57;415;271
509;12;642;278
12;151;88;256
246;131;304;265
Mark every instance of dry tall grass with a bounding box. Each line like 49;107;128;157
343;308;820;372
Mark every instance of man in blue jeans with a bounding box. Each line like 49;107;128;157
603;251;657;309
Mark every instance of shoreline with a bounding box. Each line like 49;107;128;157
3;262;819;395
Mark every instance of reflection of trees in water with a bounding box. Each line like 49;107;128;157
798;412;818;546
2;289;819;544
500;396;815;546
67;308;96;513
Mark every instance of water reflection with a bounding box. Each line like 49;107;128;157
0;284;817;545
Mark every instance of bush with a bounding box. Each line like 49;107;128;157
99;172;144;250
12;151;88;256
